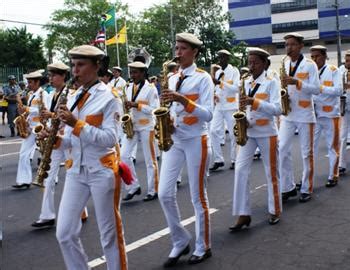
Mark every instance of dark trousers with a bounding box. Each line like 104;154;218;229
7;104;17;129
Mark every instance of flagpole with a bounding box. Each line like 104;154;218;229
125;18;130;78
114;7;120;66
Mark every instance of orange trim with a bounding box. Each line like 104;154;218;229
226;80;233;85
322;106;333;112
183;116;198;125
137;100;149;105
269;136;281;216
296;72;309;80
296;80;302;90
137;103;142;111
85;113;103;127
77;92;91;111
32;116;40;122
320;85;324;93
25;107;29;113
256;119;269;126
323;81;333;87
184;94;199;101
332;118;340;179
138;118;150;125
199;135;210;250
64;159;73;169
255;93;268;100
298;100;311;108
251;98;260;111
149;130;159;192
308;123;315;193
111;88;119;97
81;208;88;220
72;120;86;137
184;99;196;113
226;97;236;103
31;99;40;106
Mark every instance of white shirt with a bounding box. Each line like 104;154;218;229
27;87;50;128
339;64;350;111
108;76;127;97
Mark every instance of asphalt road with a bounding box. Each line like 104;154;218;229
1;123;350;270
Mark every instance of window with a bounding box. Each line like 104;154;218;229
271;0;317;13
272;20;318;33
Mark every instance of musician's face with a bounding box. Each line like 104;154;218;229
113;69;121;78
130;68;145;84
218;54;228;66
310;50;326;69
285;37;303;58
71;58;99;86
48;72;65;89
175;41;198;68
345;56;350;69
27;79;40;91
248;55;265;78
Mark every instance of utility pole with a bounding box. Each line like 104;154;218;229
334;0;342;66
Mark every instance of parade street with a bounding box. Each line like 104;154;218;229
1;123;350;270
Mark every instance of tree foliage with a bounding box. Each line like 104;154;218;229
0;27;47;69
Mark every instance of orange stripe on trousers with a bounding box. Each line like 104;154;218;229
308;123;315;193
332;118;340;179
198;135;210;250
269;136;281;216
149;130;159;192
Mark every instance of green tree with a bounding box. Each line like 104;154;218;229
0;27;47;69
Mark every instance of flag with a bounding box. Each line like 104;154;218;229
103;7;116;27
106;25;127;45
94;30;106;44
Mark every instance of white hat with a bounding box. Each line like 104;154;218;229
176;32;202;47
25;71;43;79
167;62;177;68
345;50;350;56
240;67;249;72
112;66;122;71
68;45;105;59
218;49;232;56
248;47;270;58
283;32;304;41
128;61;147;69
47;61;70;72
310;45;327;52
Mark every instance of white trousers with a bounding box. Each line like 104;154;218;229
279;120;315;194
340;112;350;169
39;149;66;220
16;133;36;184
121;130;158;195
314;117;340;180
56;166;127;270
232;136;282;216
158;135;211;257
211;109;237;163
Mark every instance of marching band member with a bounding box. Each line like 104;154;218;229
210;49;240;171
109;66;126;97
32;62;70;228
310;45;343;187
230;48;282;231
167;61;179;78
120;61;160;201
52;45;127;270
12;70;50;189
158;32;214;267
279;32;320;203
339;50;350;175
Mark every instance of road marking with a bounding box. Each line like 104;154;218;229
0;152;20;157
88;208;219;268
0;139;23;145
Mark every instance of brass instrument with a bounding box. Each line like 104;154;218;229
340;68;349;116
33;90;47;153
152;57;178;152
33;83;71;187
233;73;250;146
13;95;30;138
120;83;134;139
280;55;291;115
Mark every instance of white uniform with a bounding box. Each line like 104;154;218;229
55;82;127;270
313;64;343;180
233;71;282;216
211;64;240;164
106;82;124;143
339;65;350;170
120;80;160;196
279;55;320;195
15;88;49;185
158;64;214;257
109;76;127;97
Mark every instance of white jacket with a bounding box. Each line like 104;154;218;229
108;76;127;97
26;87;50;129
339;65;350;111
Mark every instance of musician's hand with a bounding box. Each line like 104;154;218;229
161;90;188;106
124;101;138;110
57;105;77;127
18;106;26;115
41;108;53;119
214;95;219;103
281;75;297;86
345;83;350;90
37;129;49;140
239;96;254;110
212;78;221;85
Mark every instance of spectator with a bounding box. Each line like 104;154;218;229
3;75;20;137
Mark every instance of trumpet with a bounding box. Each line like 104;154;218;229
152;57;178;152
120;83;134;139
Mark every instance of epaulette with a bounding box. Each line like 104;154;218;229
306;58;314;63
111;88;119;98
329;65;337;72
196;68;205;73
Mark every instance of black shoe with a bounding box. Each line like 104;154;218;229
253;153;261;160
0;135;5;138
37;158;41;166
339;167;346;176
31;219;55;228
12;183;31;189
209;162;224;172
229;215;251;232
229;162;235;170
177;180;181;186
220;143;225;147
295;181;302;191
143;193;158;201
268;214;280;225
10;127;15;137
123;187;141;201
132;158;136;165
282;187;297;202
188;249;212;265
299;193;311;203
325;179;338;188
163;244;190;268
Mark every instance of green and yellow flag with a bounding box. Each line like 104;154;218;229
104;7;116;27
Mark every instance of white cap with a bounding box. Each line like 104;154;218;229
176;32;202;47
128;61;147;69
47;61;70;72
218;49;232;56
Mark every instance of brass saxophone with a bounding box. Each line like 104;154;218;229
120;82;134;139
32;83;71;187
340;68;349;116
13;95;30;138
233;73;250;146
152;58;178;152
280;55;291;115
33;90;47;153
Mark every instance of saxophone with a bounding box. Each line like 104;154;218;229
33;90;47;153
280;55;291;115
120;82;134;139
13;95;30;138
32;83;70;187
232;73;250;146
152;58;178;152
340;68;349;116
